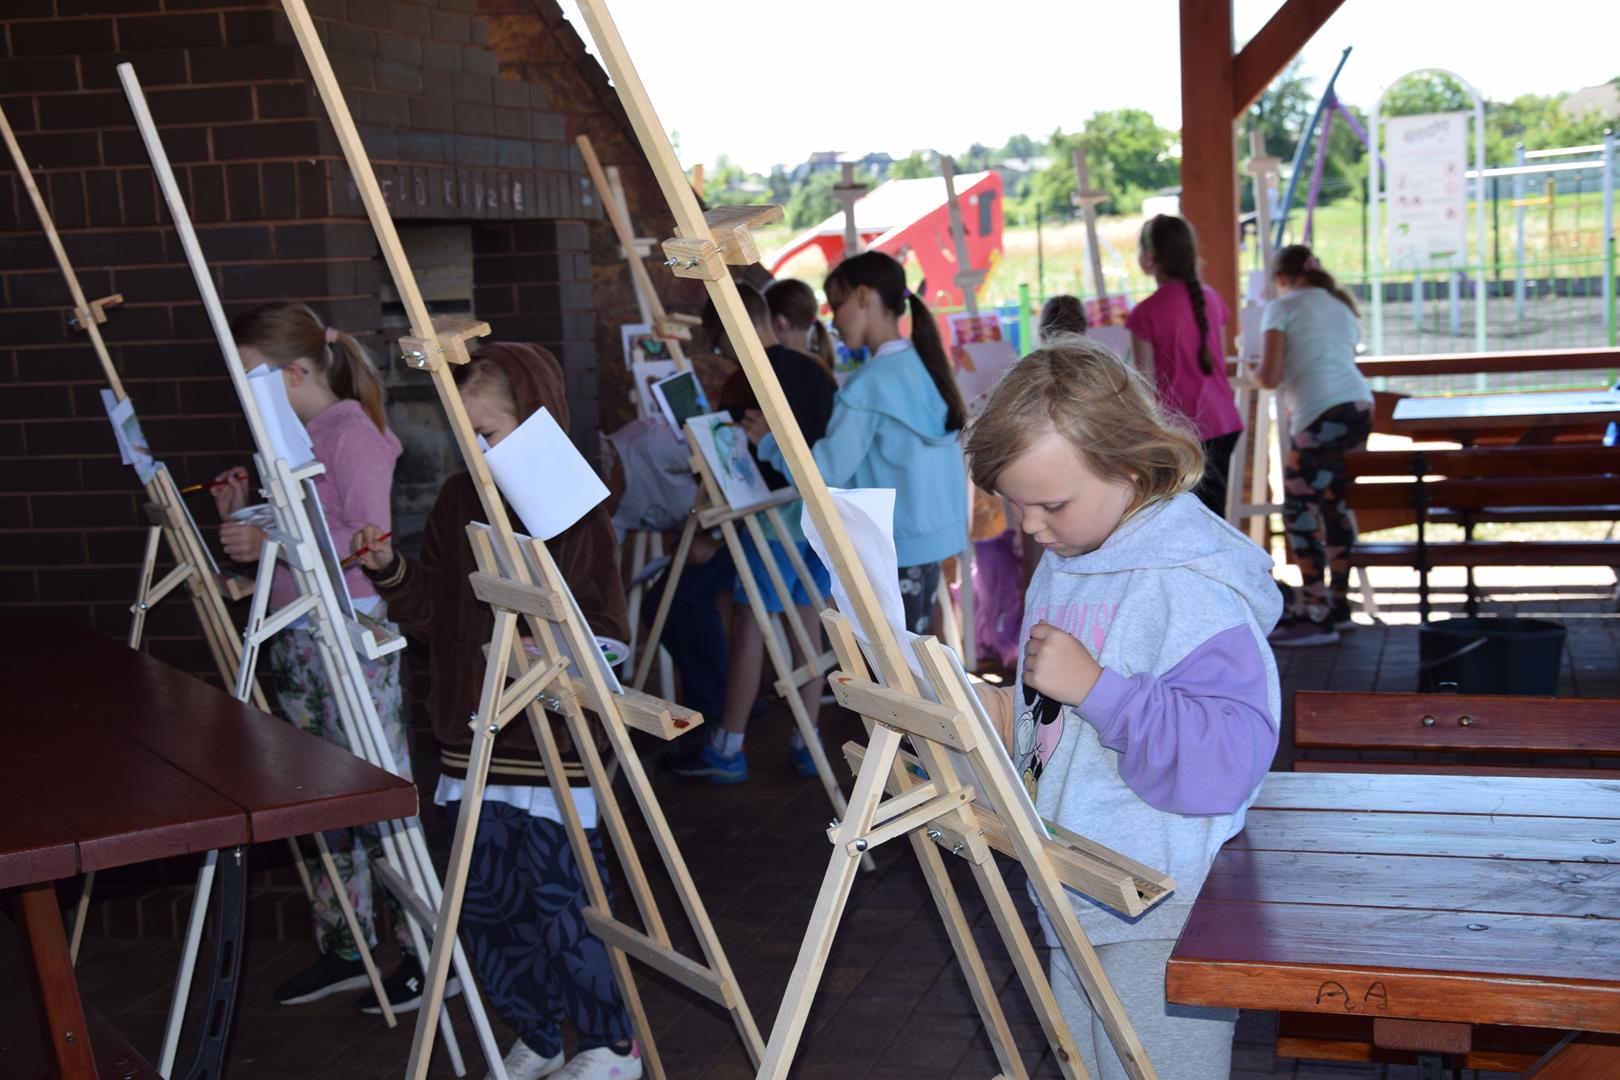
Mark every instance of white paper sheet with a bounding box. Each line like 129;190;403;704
246;364;314;468
483;407;608;540
801;486;1046;838
687;411;773;509
799;487;908;657
100;389;159;484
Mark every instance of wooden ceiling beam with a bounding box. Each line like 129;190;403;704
1231;0;1347;116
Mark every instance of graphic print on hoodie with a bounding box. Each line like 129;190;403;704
1015;491;1282;947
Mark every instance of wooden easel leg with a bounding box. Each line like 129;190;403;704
66;872;93;967
755;725;907;1078
909;825;1033;1079
159;848;217;1076
313;832;396;1028
633;512;697;691
127;524;163;648
972;760;1155;1079
405;608;518;1080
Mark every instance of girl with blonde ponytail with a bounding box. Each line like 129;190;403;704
209;301;418;1009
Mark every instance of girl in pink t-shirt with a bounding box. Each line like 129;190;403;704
1126;215;1243;516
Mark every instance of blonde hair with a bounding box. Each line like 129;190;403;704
965;341;1204;518
231;302;388;432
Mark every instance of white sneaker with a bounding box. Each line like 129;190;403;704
486;1040;565;1080
552;1045;643;1080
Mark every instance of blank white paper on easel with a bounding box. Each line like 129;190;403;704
246;364;315;468
483;406;608;540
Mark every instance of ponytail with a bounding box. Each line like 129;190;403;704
807;319;836;379
1274;243;1359;317
825;251;966;431
230;301;389;432
765;277;837;382
1142;215;1214;375
326;331;388;431
907;290;967;431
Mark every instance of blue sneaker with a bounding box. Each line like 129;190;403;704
665;742;748;784
789;739;819;778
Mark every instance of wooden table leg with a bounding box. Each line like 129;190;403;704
12;881;98;1079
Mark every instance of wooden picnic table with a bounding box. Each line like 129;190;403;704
1167;771;1620;1075
0;613;417;1079
1390;388;1620;444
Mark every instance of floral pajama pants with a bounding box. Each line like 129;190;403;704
448;800;632;1058
268;607;413;960
1282;402;1372;622
898;562;943;635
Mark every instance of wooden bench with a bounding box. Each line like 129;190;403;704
1292;689;1620;778
1346;444;1620;619
1278;689;1620;1070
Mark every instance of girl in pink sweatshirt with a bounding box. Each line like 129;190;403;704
210;301;415;1011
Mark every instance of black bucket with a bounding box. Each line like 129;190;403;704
1417;617;1567;695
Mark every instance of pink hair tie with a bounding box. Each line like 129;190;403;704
324;326;339;344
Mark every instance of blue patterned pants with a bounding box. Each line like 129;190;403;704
447;800;632;1058
1283;401;1372;621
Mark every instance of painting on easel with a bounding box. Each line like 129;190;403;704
686;411;773;509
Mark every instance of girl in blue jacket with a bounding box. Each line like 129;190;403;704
748;252;968;634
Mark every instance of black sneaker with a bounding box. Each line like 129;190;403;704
1329;601;1356;631
356;957;462;1015
275;954;370;1006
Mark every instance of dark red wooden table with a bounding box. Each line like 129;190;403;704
0;614;417;1079
1167;771;1620;1076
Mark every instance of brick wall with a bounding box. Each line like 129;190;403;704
0;0;622;680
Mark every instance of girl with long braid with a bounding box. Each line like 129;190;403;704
1127;215;1245;516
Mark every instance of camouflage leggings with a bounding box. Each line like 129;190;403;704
1283;401;1372;622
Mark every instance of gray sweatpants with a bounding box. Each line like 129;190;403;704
1050;938;1237;1080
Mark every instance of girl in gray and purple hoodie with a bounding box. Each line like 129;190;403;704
968;342;1281;1080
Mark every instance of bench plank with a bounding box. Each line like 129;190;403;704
1351;540;1620;567
0;788;78;891
1230;808;1618;861
1198;849;1617;918
1295;760;1620;781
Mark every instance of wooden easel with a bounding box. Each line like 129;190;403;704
1071;149;1112;323
0;103;304;966
576;133;698;698
564;2;1167;1076
273;5;767;1077
120;63;504;1077
939;155;981;668
677;435;872;869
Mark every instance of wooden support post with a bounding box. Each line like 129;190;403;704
1071;149;1112;323
938;155;979;670
833;162;865;260
1179;0;1240;351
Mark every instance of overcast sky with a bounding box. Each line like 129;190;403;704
554;0;1619;172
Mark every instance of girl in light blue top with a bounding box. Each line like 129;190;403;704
747;251;968;634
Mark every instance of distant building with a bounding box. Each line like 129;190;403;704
1562;82;1620;120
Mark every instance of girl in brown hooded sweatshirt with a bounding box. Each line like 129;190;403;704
353;343;640;1080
